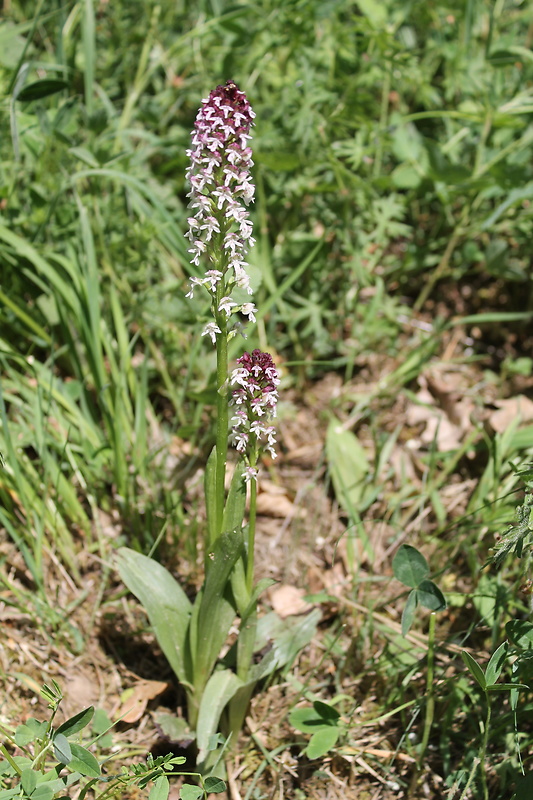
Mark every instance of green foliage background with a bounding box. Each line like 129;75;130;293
1;1;533;795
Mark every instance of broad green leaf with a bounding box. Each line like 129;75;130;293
67;744;101;778
180;786;203;800
393;545;429;588
461;651;487;691
401;589;418;636
55;706;94;738
21;768;37;796
306;726;340;759
313;701;340;723
52;734;72;764
416;580;446;612
116;548;192;683
31;785;55;800
506;620;533;650
255;609;321;673
15;718;47;746
0;789;21;800
34;773;67;795
326;421;369;516
203;776;226;794
290;706;330;733
485;641;508;686
149;775;169;800
195;529;243;687
0;755;32;775
196;669;243;766
513;771;533;800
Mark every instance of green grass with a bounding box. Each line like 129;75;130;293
2;0;533;797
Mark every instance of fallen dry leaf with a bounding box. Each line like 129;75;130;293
117;679;169;724
489;395;533;434
256;488;298;518
405;387;473;450
269;585;313;617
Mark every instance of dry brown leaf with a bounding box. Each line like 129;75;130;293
256;489;298;518
62;671;101;717
117;679;169;724
489;395;533;434
269;585;313;617
405;388;473;450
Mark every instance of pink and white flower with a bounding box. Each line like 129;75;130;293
229;350;280;471
185;81;256;340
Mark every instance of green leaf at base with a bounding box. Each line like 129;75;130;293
393;545;429;588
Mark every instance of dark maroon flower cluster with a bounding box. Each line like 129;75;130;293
230;350;280;479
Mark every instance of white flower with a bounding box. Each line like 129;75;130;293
240;303;257;322
242;466;258;483
201;323;221;344
204;270;223;290
185;81;255;316
218;296;238;316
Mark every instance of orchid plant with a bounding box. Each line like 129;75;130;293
116;82;319;771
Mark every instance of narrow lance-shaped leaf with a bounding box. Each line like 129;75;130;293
461;650;487;691
485;641;508;686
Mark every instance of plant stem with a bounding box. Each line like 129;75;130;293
478;696;491;800
455;757;480;800
214;306;229;540
246;471;257;595
413;222;464;312
418;612;436;768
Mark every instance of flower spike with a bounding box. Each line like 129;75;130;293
230;350;280;477
185;81;256;337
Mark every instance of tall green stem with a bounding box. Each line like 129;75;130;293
246;472;257;595
478;696;491;800
214;302;228;540
418;612;436;768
